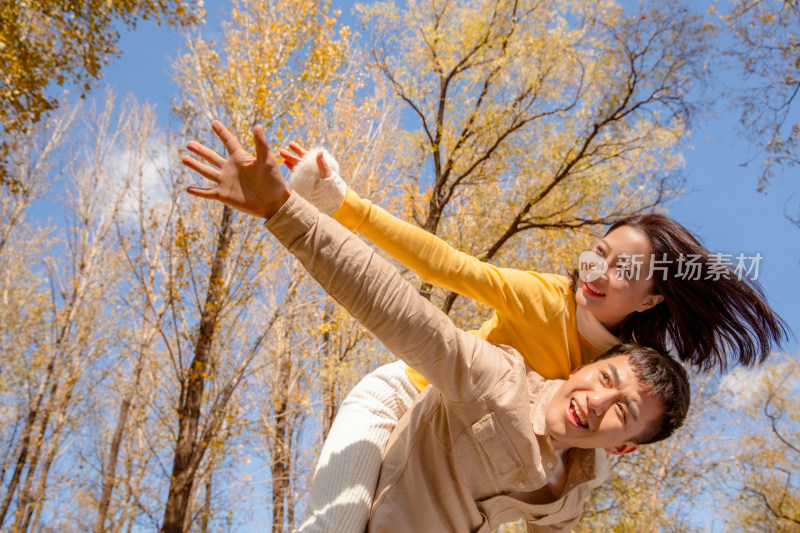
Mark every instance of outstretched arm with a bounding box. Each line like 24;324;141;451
280;143;566;327
183;122;512;403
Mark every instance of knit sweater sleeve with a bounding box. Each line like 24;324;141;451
333;187;567;328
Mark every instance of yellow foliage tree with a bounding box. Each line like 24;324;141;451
163;1;357;530
723;357;800;531
356;0;709;325
723;0;800;190
172;0;350;141
0;0;205;186
0;91;134;530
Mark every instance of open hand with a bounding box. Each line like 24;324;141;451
183;121;291;219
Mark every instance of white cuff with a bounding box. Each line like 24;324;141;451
288;148;346;217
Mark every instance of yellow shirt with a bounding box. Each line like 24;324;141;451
333;188;619;388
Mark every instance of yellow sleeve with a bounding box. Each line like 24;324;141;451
333;188;567;327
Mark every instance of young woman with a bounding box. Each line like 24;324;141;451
278;144;788;533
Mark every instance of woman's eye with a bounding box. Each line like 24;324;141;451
595;246;605;257
617;404;626;422
601;371;611;385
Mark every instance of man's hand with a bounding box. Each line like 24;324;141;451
183;121;291;219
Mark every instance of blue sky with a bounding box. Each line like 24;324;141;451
97;0;799;346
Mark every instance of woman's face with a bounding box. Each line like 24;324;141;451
576;225;664;332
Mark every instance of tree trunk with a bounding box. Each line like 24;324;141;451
0;353;57;527
7;356;63;530
0;416;22;489
161;206;234;532
22;420;60;532
321;376;337;440
320;301;337;439
0;239;91;527
200;471;212;533
286;421;296;529
271;313;295;533
13;411;48;530
121;438;148;533
95;393;134;532
270;372;291;533
95;346;147;533
20;353;79;531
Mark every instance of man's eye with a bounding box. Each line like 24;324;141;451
617;404;626;422
601;371;611;385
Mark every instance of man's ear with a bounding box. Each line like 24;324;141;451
604;442;638;455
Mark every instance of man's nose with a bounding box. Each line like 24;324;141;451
587;390;616;416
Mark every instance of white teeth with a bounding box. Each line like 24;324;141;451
586;283;605;296
571;399;588;428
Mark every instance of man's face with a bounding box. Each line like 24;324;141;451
544;355;664;454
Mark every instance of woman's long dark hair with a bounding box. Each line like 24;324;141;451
595;214;788;371
606;214;787;370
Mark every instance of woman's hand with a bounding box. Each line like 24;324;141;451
280;141;333;179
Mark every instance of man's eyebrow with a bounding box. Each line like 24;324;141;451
608;363;639;423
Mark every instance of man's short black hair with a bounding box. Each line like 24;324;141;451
595;343;691;444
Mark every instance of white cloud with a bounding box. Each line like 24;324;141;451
719;366;768;409
110;142;172;222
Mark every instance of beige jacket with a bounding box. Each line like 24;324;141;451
266;194;609;533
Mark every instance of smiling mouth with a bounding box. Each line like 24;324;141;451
569;399;589;428
583;282;606;298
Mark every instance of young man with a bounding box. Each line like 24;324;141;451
182;121;690;532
